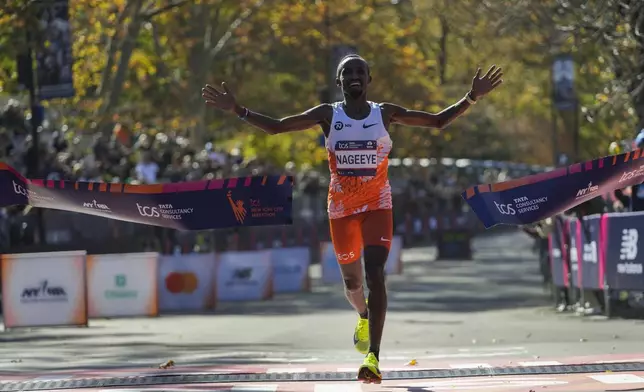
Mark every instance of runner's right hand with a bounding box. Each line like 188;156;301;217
202;82;237;112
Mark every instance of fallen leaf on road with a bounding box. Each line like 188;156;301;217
159;360;175;369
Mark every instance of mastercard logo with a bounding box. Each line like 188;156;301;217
165;272;198;294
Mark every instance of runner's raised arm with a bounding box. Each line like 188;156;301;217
202;82;331;135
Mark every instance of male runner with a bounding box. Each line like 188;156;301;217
202;55;503;383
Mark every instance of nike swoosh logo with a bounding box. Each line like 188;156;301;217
363;123;377;129
380;237;390;242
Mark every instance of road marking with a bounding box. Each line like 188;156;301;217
518;361;562;366
231;385;279;391
594;358;644;364
314;384;362;392
590;374;644;384
266;368;307;374
449;363;492;369
403;377;567;390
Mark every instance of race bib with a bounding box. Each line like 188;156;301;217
335;140;378;176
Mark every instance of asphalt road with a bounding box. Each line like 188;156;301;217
1;229;643;373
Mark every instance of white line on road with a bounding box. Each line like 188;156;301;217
518;361;562;366
314;384;362;392
590;374;644;384
266;368;308;373
231;385;279;391
449;363;492;369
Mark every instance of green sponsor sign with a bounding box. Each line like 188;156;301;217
104;274;138;299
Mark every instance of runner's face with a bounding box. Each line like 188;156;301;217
338;58;370;99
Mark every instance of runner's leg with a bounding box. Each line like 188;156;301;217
330;214;366;314
361;209;393;361
330;214;370;354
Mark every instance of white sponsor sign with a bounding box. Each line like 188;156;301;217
321;236;404;284
86;253;158;318
216;251;273;301
270;247;311;293
1;251;88;328
158;253;217;312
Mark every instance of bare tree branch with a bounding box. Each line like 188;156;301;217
143;0;191;20
209;0;265;60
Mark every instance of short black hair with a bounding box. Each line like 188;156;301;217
336;54;370;78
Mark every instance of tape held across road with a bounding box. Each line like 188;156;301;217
463;150;644;228
0;163;293;231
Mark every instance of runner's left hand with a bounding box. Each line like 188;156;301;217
470;65;503;100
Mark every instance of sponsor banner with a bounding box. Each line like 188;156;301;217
1;251;87;328
568;218;580;289
577;214;602;290
603;211;644;291
216;251;273;301
321;236;404;284
0;163;292;231
158;253;217;312
549;217;567;288
462;149;644;228
86;253;158;318
270;247;311;293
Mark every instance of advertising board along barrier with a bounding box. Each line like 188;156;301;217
577;214;602;291
270;247;311;293
158;253;217;312
216;250;273;301
321;236;404;285
602;211;644;293
86;253;159;318
548;216;566;289
1;251;88;329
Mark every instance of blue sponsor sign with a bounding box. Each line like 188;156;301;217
578;214;602;290
463;150;644;228
270;247;311;293
603;211;644;291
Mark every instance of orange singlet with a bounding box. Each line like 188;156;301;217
325;101;394;264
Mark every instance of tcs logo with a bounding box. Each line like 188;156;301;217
165;271;198;294
12;180;29;196
494;201;516;215
337;251;356;261
137;203;160;217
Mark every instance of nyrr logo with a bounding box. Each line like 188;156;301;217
575;182;599;199
227;191;247;224
493;201;515;215
83;200;111;212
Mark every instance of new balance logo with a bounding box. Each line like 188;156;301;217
620;228;638;261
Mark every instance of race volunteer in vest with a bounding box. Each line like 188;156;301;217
201;55;503;383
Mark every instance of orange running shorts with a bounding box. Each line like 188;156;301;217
329;209;393;264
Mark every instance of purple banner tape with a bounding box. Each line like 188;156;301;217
0;163;293;231
462;150;644;228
